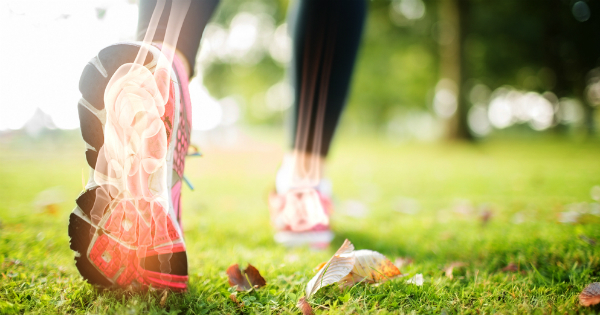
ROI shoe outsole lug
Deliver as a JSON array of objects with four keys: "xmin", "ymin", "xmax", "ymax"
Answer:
[
  {"xmin": 142, "ymin": 252, "xmax": 188, "ymax": 276},
  {"xmin": 79, "ymin": 63, "xmax": 109, "ymax": 111},
  {"xmin": 85, "ymin": 150, "xmax": 98, "ymax": 169},
  {"xmin": 76, "ymin": 188, "xmax": 97, "ymax": 219},
  {"xmin": 78, "ymin": 103, "xmax": 104, "ymax": 153},
  {"xmin": 69, "ymin": 213, "xmax": 113, "ymax": 287},
  {"xmin": 97, "ymin": 44, "xmax": 152, "ymax": 76}
]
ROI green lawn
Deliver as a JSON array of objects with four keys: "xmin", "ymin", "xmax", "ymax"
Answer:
[{"xmin": 1, "ymin": 129, "xmax": 599, "ymax": 314}]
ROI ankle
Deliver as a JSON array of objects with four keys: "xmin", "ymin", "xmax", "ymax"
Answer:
[
  {"xmin": 154, "ymin": 42, "xmax": 191, "ymax": 78},
  {"xmin": 276, "ymin": 152, "xmax": 328, "ymax": 194}
]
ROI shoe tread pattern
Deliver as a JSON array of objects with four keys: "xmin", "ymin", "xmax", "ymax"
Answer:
[{"xmin": 71, "ymin": 43, "xmax": 187, "ymax": 290}]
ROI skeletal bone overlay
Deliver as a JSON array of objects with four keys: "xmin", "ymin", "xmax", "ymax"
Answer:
[{"xmin": 89, "ymin": 0, "xmax": 190, "ymax": 280}]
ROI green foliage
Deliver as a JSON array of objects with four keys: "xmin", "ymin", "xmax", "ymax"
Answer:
[
  {"xmin": 347, "ymin": 0, "xmax": 438, "ymax": 126},
  {"xmin": 201, "ymin": 0, "xmax": 600, "ymax": 134},
  {"xmin": 1, "ymin": 131, "xmax": 600, "ymax": 313},
  {"xmin": 201, "ymin": 0, "xmax": 440, "ymax": 127}
]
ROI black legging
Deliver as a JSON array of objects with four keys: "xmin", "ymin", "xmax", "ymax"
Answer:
[{"xmin": 137, "ymin": 0, "xmax": 366, "ymax": 157}]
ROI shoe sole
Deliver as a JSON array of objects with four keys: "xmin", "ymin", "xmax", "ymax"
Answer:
[
  {"xmin": 69, "ymin": 43, "xmax": 188, "ymax": 291},
  {"xmin": 274, "ymin": 230, "xmax": 334, "ymax": 249}
]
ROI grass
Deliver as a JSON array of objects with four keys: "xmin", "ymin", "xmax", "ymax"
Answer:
[{"xmin": 0, "ymin": 128, "xmax": 599, "ymax": 314}]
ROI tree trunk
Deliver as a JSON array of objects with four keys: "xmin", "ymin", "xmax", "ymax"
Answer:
[{"xmin": 438, "ymin": 0, "xmax": 472, "ymax": 140}]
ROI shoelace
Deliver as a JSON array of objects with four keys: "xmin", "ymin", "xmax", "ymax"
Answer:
[{"xmin": 181, "ymin": 144, "xmax": 202, "ymax": 190}]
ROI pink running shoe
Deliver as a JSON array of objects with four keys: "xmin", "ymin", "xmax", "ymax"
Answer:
[
  {"xmin": 69, "ymin": 42, "xmax": 192, "ymax": 291},
  {"xmin": 268, "ymin": 187, "xmax": 334, "ymax": 248}
]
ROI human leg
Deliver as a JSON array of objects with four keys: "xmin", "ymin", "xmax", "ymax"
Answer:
[
  {"xmin": 69, "ymin": 0, "xmax": 218, "ymax": 290},
  {"xmin": 270, "ymin": 0, "xmax": 367, "ymax": 247},
  {"xmin": 137, "ymin": 0, "xmax": 220, "ymax": 78}
]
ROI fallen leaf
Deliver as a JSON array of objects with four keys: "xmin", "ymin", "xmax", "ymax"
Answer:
[
  {"xmin": 580, "ymin": 282, "xmax": 600, "ymax": 306},
  {"xmin": 305, "ymin": 239, "xmax": 356, "ymax": 297},
  {"xmin": 480, "ymin": 209, "xmax": 493, "ymax": 225},
  {"xmin": 229, "ymin": 293, "xmax": 242, "ymax": 307},
  {"xmin": 244, "ymin": 264, "xmax": 266, "ymax": 289},
  {"xmin": 227, "ymin": 264, "xmax": 251, "ymax": 291},
  {"xmin": 339, "ymin": 250, "xmax": 401, "ymax": 287},
  {"xmin": 315, "ymin": 261, "xmax": 328, "ymax": 271},
  {"xmin": 226, "ymin": 263, "xmax": 267, "ymax": 291},
  {"xmin": 501, "ymin": 262, "xmax": 518, "ymax": 272},
  {"xmin": 305, "ymin": 239, "xmax": 401, "ymax": 297},
  {"xmin": 406, "ymin": 274, "xmax": 424, "ymax": 286},
  {"xmin": 444, "ymin": 262, "xmax": 466, "ymax": 279},
  {"xmin": 159, "ymin": 290, "xmax": 168, "ymax": 308},
  {"xmin": 297, "ymin": 297, "xmax": 314, "ymax": 315}
]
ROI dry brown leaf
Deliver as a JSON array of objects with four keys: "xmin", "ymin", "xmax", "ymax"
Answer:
[
  {"xmin": 159, "ymin": 290, "xmax": 168, "ymax": 308},
  {"xmin": 580, "ymin": 282, "xmax": 600, "ymax": 306},
  {"xmin": 480, "ymin": 209, "xmax": 493, "ymax": 225},
  {"xmin": 444, "ymin": 262, "xmax": 466, "ymax": 279},
  {"xmin": 229, "ymin": 293, "xmax": 243, "ymax": 307},
  {"xmin": 305, "ymin": 239, "xmax": 402, "ymax": 297},
  {"xmin": 305, "ymin": 239, "xmax": 355, "ymax": 297},
  {"xmin": 244, "ymin": 264, "xmax": 266, "ymax": 289},
  {"xmin": 297, "ymin": 297, "xmax": 314, "ymax": 315},
  {"xmin": 339, "ymin": 250, "xmax": 402, "ymax": 287},
  {"xmin": 226, "ymin": 263, "xmax": 267, "ymax": 291},
  {"xmin": 501, "ymin": 262, "xmax": 518, "ymax": 273},
  {"xmin": 226, "ymin": 264, "xmax": 251, "ymax": 291}
]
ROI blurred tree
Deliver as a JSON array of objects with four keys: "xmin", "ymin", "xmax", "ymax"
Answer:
[
  {"xmin": 437, "ymin": 0, "xmax": 471, "ymax": 140},
  {"xmin": 201, "ymin": 0, "xmax": 600, "ymax": 139},
  {"xmin": 461, "ymin": 0, "xmax": 600, "ymax": 135}
]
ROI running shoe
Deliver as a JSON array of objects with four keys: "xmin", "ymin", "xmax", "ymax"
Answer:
[
  {"xmin": 268, "ymin": 186, "xmax": 334, "ymax": 249},
  {"xmin": 68, "ymin": 42, "xmax": 192, "ymax": 291}
]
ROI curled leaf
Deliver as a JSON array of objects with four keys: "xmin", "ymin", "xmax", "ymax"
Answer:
[
  {"xmin": 339, "ymin": 250, "xmax": 401, "ymax": 287},
  {"xmin": 244, "ymin": 264, "xmax": 266, "ymax": 288},
  {"xmin": 226, "ymin": 263, "xmax": 267, "ymax": 291},
  {"xmin": 305, "ymin": 239, "xmax": 402, "ymax": 297},
  {"xmin": 305, "ymin": 239, "xmax": 355, "ymax": 297},
  {"xmin": 297, "ymin": 297, "xmax": 315, "ymax": 315},
  {"xmin": 229, "ymin": 293, "xmax": 243, "ymax": 308},
  {"xmin": 227, "ymin": 263, "xmax": 251, "ymax": 291},
  {"xmin": 580, "ymin": 282, "xmax": 600, "ymax": 307},
  {"xmin": 315, "ymin": 261, "xmax": 328, "ymax": 271}
]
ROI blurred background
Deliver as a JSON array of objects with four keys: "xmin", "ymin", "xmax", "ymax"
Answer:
[{"xmin": 2, "ymin": 0, "xmax": 600, "ymax": 143}]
